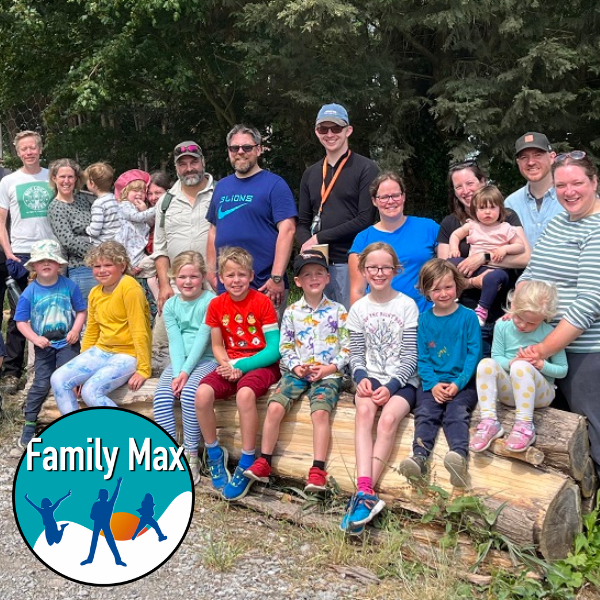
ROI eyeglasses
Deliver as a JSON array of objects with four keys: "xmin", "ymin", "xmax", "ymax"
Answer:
[
  {"xmin": 375, "ymin": 193, "xmax": 403, "ymax": 203},
  {"xmin": 364, "ymin": 266, "xmax": 395, "ymax": 275},
  {"xmin": 227, "ymin": 144, "xmax": 259, "ymax": 154},
  {"xmin": 555, "ymin": 151, "xmax": 587, "ymax": 163},
  {"xmin": 316, "ymin": 125, "xmax": 347, "ymax": 135},
  {"xmin": 174, "ymin": 144, "xmax": 202, "ymax": 156}
]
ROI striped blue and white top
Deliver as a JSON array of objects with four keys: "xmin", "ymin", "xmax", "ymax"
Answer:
[{"xmin": 519, "ymin": 211, "xmax": 600, "ymax": 353}]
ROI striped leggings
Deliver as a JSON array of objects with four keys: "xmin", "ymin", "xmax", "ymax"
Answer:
[
  {"xmin": 153, "ymin": 361, "xmax": 217, "ymax": 452},
  {"xmin": 476, "ymin": 358, "xmax": 555, "ymax": 422}
]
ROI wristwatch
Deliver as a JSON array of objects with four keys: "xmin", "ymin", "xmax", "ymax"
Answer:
[
  {"xmin": 484, "ymin": 253, "xmax": 491, "ymax": 264},
  {"xmin": 271, "ymin": 274, "xmax": 283, "ymax": 284}
]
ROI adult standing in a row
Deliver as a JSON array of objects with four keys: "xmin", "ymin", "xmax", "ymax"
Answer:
[
  {"xmin": 505, "ymin": 132, "xmax": 563, "ymax": 248},
  {"xmin": 154, "ymin": 141, "xmax": 215, "ymax": 313},
  {"xmin": 518, "ymin": 152, "xmax": 600, "ymax": 476},
  {"xmin": 0, "ymin": 131, "xmax": 55, "ymax": 390},
  {"xmin": 47, "ymin": 158, "xmax": 95, "ymax": 301},
  {"xmin": 297, "ymin": 104, "xmax": 378, "ymax": 309},
  {"xmin": 206, "ymin": 124, "xmax": 297, "ymax": 311}
]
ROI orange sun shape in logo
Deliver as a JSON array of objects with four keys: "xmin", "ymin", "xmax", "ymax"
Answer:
[{"xmin": 100, "ymin": 512, "xmax": 145, "ymax": 540}]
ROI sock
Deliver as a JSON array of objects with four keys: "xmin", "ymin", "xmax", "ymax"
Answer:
[
  {"xmin": 312, "ymin": 460, "xmax": 325, "ymax": 470},
  {"xmin": 357, "ymin": 477, "xmax": 374, "ymax": 495},
  {"xmin": 261, "ymin": 453, "xmax": 273, "ymax": 466},
  {"xmin": 206, "ymin": 441, "xmax": 222, "ymax": 461},
  {"xmin": 475, "ymin": 305, "xmax": 488, "ymax": 322},
  {"xmin": 239, "ymin": 450, "xmax": 255, "ymax": 470}
]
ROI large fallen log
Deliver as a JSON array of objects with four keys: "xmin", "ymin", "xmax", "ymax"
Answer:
[
  {"xmin": 472, "ymin": 406, "xmax": 589, "ymax": 481},
  {"xmin": 38, "ymin": 380, "xmax": 583, "ymax": 560}
]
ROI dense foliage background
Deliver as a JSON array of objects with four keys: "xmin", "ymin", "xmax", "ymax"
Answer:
[{"xmin": 1, "ymin": 0, "xmax": 599, "ymax": 217}]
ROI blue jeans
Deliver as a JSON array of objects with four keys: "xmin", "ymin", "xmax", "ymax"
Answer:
[
  {"xmin": 324, "ymin": 263, "xmax": 350, "ymax": 309},
  {"xmin": 68, "ymin": 266, "xmax": 96, "ymax": 302},
  {"xmin": 25, "ymin": 343, "xmax": 80, "ymax": 422},
  {"xmin": 51, "ymin": 346, "xmax": 138, "ymax": 414}
]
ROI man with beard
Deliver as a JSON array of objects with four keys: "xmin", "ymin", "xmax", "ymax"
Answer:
[
  {"xmin": 153, "ymin": 140, "xmax": 215, "ymax": 312},
  {"xmin": 206, "ymin": 124, "xmax": 297, "ymax": 311}
]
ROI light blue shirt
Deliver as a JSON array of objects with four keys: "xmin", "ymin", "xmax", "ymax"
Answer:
[{"xmin": 505, "ymin": 184, "xmax": 563, "ymax": 248}]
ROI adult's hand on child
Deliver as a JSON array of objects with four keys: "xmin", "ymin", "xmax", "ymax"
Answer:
[
  {"xmin": 356, "ymin": 378, "xmax": 373, "ymax": 398},
  {"xmin": 34, "ymin": 335, "xmax": 51, "ymax": 349},
  {"xmin": 456, "ymin": 253, "xmax": 486, "ymax": 278},
  {"xmin": 171, "ymin": 372, "xmax": 189, "ymax": 397},
  {"xmin": 371, "ymin": 386, "xmax": 391, "ymax": 406},
  {"xmin": 128, "ymin": 373, "xmax": 147, "ymax": 391}
]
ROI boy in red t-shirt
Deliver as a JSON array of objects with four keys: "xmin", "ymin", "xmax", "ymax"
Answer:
[{"xmin": 195, "ymin": 247, "xmax": 281, "ymax": 500}]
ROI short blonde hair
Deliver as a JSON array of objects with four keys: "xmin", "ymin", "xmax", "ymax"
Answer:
[
  {"xmin": 14, "ymin": 130, "xmax": 42, "ymax": 150},
  {"xmin": 507, "ymin": 280, "xmax": 558, "ymax": 321},
  {"xmin": 85, "ymin": 241, "xmax": 132, "ymax": 274},
  {"xmin": 170, "ymin": 251, "xmax": 206, "ymax": 278},
  {"xmin": 417, "ymin": 258, "xmax": 467, "ymax": 299},
  {"xmin": 357, "ymin": 242, "xmax": 402, "ymax": 274},
  {"xmin": 84, "ymin": 162, "xmax": 114, "ymax": 193},
  {"xmin": 218, "ymin": 246, "xmax": 253, "ymax": 275},
  {"xmin": 119, "ymin": 180, "xmax": 146, "ymax": 202}
]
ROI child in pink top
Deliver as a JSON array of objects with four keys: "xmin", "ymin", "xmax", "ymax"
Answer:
[{"xmin": 449, "ymin": 185, "xmax": 525, "ymax": 325}]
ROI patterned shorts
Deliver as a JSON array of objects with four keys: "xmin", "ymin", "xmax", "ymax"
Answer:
[{"xmin": 268, "ymin": 372, "xmax": 341, "ymax": 414}]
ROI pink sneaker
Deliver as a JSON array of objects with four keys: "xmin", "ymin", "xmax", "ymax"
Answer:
[
  {"xmin": 469, "ymin": 419, "xmax": 504, "ymax": 453},
  {"xmin": 505, "ymin": 421, "xmax": 536, "ymax": 453}
]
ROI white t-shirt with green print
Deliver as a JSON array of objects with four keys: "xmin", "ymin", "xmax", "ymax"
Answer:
[{"xmin": 0, "ymin": 168, "xmax": 56, "ymax": 253}]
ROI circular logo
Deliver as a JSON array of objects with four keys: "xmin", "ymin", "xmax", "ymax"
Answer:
[{"xmin": 12, "ymin": 407, "xmax": 194, "ymax": 586}]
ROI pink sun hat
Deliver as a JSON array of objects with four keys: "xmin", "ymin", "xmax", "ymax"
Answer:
[{"xmin": 114, "ymin": 169, "xmax": 151, "ymax": 200}]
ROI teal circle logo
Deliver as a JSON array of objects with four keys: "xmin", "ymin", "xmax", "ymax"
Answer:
[{"xmin": 12, "ymin": 407, "xmax": 194, "ymax": 586}]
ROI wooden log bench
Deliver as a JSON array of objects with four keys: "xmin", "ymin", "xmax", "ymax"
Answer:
[{"xmin": 38, "ymin": 378, "xmax": 590, "ymax": 560}]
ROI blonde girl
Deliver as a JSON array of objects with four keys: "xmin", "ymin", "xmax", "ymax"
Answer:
[
  {"xmin": 470, "ymin": 281, "xmax": 568, "ymax": 453},
  {"xmin": 340, "ymin": 242, "xmax": 419, "ymax": 534},
  {"xmin": 153, "ymin": 251, "xmax": 218, "ymax": 484},
  {"xmin": 51, "ymin": 241, "xmax": 152, "ymax": 413}
]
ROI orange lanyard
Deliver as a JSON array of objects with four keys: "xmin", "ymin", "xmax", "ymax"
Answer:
[{"xmin": 318, "ymin": 150, "xmax": 351, "ymax": 215}]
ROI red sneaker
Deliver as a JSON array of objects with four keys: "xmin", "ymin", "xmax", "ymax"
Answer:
[
  {"xmin": 243, "ymin": 457, "xmax": 271, "ymax": 483},
  {"xmin": 304, "ymin": 466, "xmax": 328, "ymax": 492}
]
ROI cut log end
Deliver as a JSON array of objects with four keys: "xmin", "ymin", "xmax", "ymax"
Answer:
[{"xmin": 489, "ymin": 439, "xmax": 545, "ymax": 466}]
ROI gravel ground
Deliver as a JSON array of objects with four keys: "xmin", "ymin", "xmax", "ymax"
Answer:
[{"xmin": 0, "ymin": 394, "xmax": 371, "ymax": 600}]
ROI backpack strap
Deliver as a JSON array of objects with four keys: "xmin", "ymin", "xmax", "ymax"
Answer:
[{"xmin": 159, "ymin": 191, "xmax": 175, "ymax": 228}]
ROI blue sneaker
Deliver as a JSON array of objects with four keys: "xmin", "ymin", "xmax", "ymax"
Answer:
[
  {"xmin": 207, "ymin": 447, "xmax": 231, "ymax": 490},
  {"xmin": 221, "ymin": 465, "xmax": 254, "ymax": 501},
  {"xmin": 340, "ymin": 494, "xmax": 367, "ymax": 535},
  {"xmin": 348, "ymin": 491, "xmax": 386, "ymax": 527}
]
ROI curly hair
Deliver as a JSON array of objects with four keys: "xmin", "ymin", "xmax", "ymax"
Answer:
[
  {"xmin": 85, "ymin": 241, "xmax": 132, "ymax": 274},
  {"xmin": 507, "ymin": 280, "xmax": 558, "ymax": 321}
]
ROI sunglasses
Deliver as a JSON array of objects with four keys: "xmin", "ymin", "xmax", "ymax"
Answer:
[
  {"xmin": 316, "ymin": 125, "xmax": 347, "ymax": 135},
  {"xmin": 227, "ymin": 144, "xmax": 259, "ymax": 154},
  {"xmin": 448, "ymin": 159, "xmax": 478, "ymax": 171},
  {"xmin": 555, "ymin": 150, "xmax": 587, "ymax": 163},
  {"xmin": 174, "ymin": 144, "xmax": 201, "ymax": 156}
]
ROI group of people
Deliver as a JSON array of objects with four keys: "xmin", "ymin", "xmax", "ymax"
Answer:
[{"xmin": 1, "ymin": 105, "xmax": 600, "ymax": 537}]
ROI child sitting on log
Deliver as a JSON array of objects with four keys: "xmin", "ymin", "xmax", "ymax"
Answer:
[
  {"xmin": 243, "ymin": 250, "xmax": 350, "ymax": 492},
  {"xmin": 340, "ymin": 242, "xmax": 419, "ymax": 535},
  {"xmin": 195, "ymin": 247, "xmax": 281, "ymax": 501},
  {"xmin": 399, "ymin": 259, "xmax": 481, "ymax": 487},
  {"xmin": 470, "ymin": 280, "xmax": 568, "ymax": 453}
]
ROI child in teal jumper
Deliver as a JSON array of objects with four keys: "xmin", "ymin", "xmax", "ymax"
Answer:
[{"xmin": 195, "ymin": 247, "xmax": 280, "ymax": 501}]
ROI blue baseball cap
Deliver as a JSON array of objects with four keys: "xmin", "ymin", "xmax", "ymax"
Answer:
[{"xmin": 315, "ymin": 103, "xmax": 349, "ymax": 127}]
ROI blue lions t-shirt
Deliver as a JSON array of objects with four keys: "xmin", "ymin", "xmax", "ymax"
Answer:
[
  {"xmin": 207, "ymin": 170, "xmax": 298, "ymax": 291},
  {"xmin": 15, "ymin": 275, "xmax": 87, "ymax": 349}
]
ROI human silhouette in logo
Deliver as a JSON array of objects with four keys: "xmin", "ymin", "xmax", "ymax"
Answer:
[
  {"xmin": 24, "ymin": 490, "xmax": 71, "ymax": 546},
  {"xmin": 81, "ymin": 477, "xmax": 126, "ymax": 567},
  {"xmin": 131, "ymin": 493, "xmax": 167, "ymax": 542}
]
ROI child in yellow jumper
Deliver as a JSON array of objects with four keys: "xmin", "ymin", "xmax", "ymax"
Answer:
[{"xmin": 51, "ymin": 241, "xmax": 151, "ymax": 413}]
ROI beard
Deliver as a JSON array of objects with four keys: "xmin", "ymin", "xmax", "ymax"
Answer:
[{"xmin": 178, "ymin": 171, "xmax": 203, "ymax": 186}]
